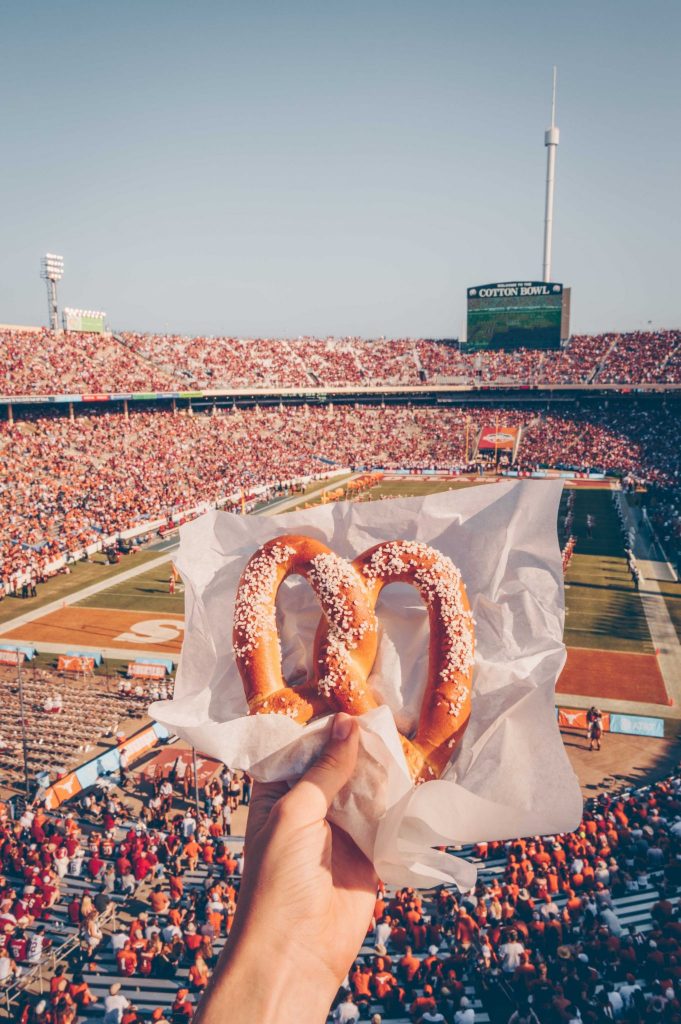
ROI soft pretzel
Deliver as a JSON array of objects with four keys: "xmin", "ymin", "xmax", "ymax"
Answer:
[
  {"xmin": 345, "ymin": 541, "xmax": 475, "ymax": 782},
  {"xmin": 232, "ymin": 536, "xmax": 475, "ymax": 784},
  {"xmin": 232, "ymin": 535, "xmax": 378, "ymax": 722}
]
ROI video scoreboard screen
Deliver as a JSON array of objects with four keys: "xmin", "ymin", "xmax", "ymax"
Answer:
[
  {"xmin": 63, "ymin": 308, "xmax": 106, "ymax": 334},
  {"xmin": 466, "ymin": 281, "xmax": 563, "ymax": 350}
]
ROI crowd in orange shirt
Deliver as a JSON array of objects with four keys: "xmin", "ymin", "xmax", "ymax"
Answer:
[{"xmin": 6, "ymin": 758, "xmax": 681, "ymax": 1024}]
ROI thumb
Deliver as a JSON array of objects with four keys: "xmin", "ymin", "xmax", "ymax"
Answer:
[{"xmin": 283, "ymin": 713, "xmax": 359, "ymax": 826}]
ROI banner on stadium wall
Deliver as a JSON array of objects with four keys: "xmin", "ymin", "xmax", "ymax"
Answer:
[
  {"xmin": 119, "ymin": 725, "xmax": 161, "ymax": 763},
  {"xmin": 478, "ymin": 425, "xmax": 519, "ymax": 451},
  {"xmin": 127, "ymin": 662, "xmax": 166, "ymax": 679},
  {"xmin": 609, "ymin": 713, "xmax": 664, "ymax": 738},
  {"xmin": 43, "ymin": 721, "xmax": 172, "ymax": 809},
  {"xmin": 557, "ymin": 708, "xmax": 611, "ymax": 731},
  {"xmin": 137, "ymin": 657, "xmax": 174, "ymax": 673},
  {"xmin": 57, "ymin": 655, "xmax": 96, "ymax": 673},
  {"xmin": 0, "ymin": 644, "xmax": 34, "ymax": 661},
  {"xmin": 43, "ymin": 772, "xmax": 83, "ymax": 809},
  {"xmin": 0, "ymin": 649, "xmax": 25, "ymax": 666},
  {"xmin": 557, "ymin": 707, "xmax": 663, "ymax": 738},
  {"xmin": 66, "ymin": 650, "xmax": 103, "ymax": 666}
]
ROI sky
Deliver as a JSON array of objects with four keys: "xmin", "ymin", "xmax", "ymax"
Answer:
[{"xmin": 1, "ymin": 0, "xmax": 679, "ymax": 339}]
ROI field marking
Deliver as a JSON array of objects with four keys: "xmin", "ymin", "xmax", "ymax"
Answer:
[
  {"xmin": 113, "ymin": 619, "xmax": 185, "ymax": 644},
  {"xmin": 1, "ymin": 607, "xmax": 184, "ymax": 655},
  {"xmin": 558, "ymin": 646, "xmax": 669, "ymax": 706}
]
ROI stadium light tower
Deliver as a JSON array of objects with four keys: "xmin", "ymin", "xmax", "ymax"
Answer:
[
  {"xmin": 40, "ymin": 253, "xmax": 64, "ymax": 330},
  {"xmin": 542, "ymin": 67, "xmax": 559, "ymax": 283}
]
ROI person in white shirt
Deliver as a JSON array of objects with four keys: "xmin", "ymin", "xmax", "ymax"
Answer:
[
  {"xmin": 454, "ymin": 996, "xmax": 476, "ymax": 1024},
  {"xmin": 600, "ymin": 907, "xmax": 623, "ymax": 937},
  {"xmin": 332, "ymin": 992, "xmax": 360, "ymax": 1022},
  {"xmin": 606, "ymin": 986, "xmax": 624, "ymax": 1019},
  {"xmin": 374, "ymin": 916, "xmax": 392, "ymax": 950},
  {"xmin": 619, "ymin": 976, "xmax": 641, "ymax": 1010},
  {"xmin": 103, "ymin": 983, "xmax": 129, "ymax": 1024},
  {"xmin": 498, "ymin": 932, "xmax": 525, "ymax": 973}
]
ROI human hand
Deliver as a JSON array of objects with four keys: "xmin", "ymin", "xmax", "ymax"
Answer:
[{"xmin": 195, "ymin": 713, "xmax": 378, "ymax": 1024}]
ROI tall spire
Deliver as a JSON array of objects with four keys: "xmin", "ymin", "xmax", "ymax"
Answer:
[{"xmin": 542, "ymin": 66, "xmax": 560, "ymax": 282}]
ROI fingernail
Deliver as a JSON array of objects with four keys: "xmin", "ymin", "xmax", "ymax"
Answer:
[{"xmin": 332, "ymin": 713, "xmax": 354, "ymax": 740}]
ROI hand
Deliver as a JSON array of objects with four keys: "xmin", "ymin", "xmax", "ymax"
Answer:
[{"xmin": 195, "ymin": 713, "xmax": 378, "ymax": 1024}]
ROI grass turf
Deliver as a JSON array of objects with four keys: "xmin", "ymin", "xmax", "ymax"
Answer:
[
  {"xmin": 77, "ymin": 561, "xmax": 183, "ymax": 615},
  {"xmin": 0, "ymin": 551, "xmax": 161, "ymax": 626},
  {"xmin": 563, "ymin": 490, "xmax": 653, "ymax": 654}
]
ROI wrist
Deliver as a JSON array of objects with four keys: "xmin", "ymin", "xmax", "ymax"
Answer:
[{"xmin": 197, "ymin": 939, "xmax": 337, "ymax": 1024}]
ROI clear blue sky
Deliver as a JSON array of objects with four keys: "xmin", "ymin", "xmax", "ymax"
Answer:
[{"xmin": 1, "ymin": 0, "xmax": 679, "ymax": 338}]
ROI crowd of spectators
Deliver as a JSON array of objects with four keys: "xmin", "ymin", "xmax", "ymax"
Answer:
[
  {"xmin": 2, "ymin": 397, "xmax": 680, "ymax": 594},
  {"xmin": 5, "ymin": 742, "xmax": 681, "ymax": 1024},
  {"xmin": 0, "ymin": 331, "xmax": 174, "ymax": 397},
  {"xmin": 1, "ymin": 328, "xmax": 680, "ymax": 396}
]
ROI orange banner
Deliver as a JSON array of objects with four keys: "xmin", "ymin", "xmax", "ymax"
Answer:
[
  {"xmin": 43, "ymin": 772, "xmax": 82, "ymax": 809},
  {"xmin": 58, "ymin": 655, "xmax": 95, "ymax": 672},
  {"xmin": 558, "ymin": 708, "xmax": 611, "ymax": 731},
  {"xmin": 119, "ymin": 725, "xmax": 159, "ymax": 764},
  {"xmin": 478, "ymin": 425, "xmax": 519, "ymax": 451}
]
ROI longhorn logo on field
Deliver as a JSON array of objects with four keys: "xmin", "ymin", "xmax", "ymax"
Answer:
[{"xmin": 113, "ymin": 619, "xmax": 185, "ymax": 644}]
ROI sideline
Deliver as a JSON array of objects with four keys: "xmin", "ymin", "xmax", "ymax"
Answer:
[
  {"xmin": 615, "ymin": 491, "xmax": 681, "ymax": 708},
  {"xmin": 0, "ymin": 550, "xmax": 179, "ymax": 637}
]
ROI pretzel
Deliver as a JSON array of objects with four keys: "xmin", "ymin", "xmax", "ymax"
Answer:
[
  {"xmin": 316, "ymin": 541, "xmax": 475, "ymax": 782},
  {"xmin": 232, "ymin": 535, "xmax": 475, "ymax": 784},
  {"xmin": 232, "ymin": 535, "xmax": 378, "ymax": 722}
]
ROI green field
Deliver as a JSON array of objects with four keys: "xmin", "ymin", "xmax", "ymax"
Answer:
[
  {"xmin": 78, "ymin": 561, "xmax": 183, "ymax": 615},
  {"xmin": 0, "ymin": 550, "xmax": 162, "ymax": 626},
  {"xmin": 563, "ymin": 491, "xmax": 653, "ymax": 654},
  {"xmin": 363, "ymin": 477, "xmax": 482, "ymax": 500}
]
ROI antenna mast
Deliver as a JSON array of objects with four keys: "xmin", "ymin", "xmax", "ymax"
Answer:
[{"xmin": 542, "ymin": 66, "xmax": 559, "ymax": 282}]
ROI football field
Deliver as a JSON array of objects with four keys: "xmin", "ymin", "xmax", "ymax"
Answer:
[{"xmin": 2, "ymin": 475, "xmax": 678, "ymax": 713}]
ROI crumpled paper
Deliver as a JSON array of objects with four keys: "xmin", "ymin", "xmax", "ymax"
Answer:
[{"xmin": 151, "ymin": 478, "xmax": 582, "ymax": 889}]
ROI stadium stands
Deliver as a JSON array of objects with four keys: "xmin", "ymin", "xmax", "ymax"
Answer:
[
  {"xmin": 5, "ymin": 758, "xmax": 681, "ymax": 1023},
  {"xmin": 0, "ymin": 669, "xmax": 167, "ymax": 786},
  {"xmin": 1, "ymin": 329, "xmax": 681, "ymax": 395},
  {"xmin": 2, "ymin": 397, "xmax": 680, "ymax": 596}
]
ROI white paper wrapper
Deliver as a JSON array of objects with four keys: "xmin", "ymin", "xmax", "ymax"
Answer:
[{"xmin": 151, "ymin": 479, "xmax": 582, "ymax": 889}]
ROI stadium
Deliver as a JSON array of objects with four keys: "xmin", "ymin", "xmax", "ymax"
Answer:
[
  {"xmin": 1, "ymin": 319, "xmax": 680, "ymax": 1024},
  {"xmin": 2, "ymin": 5, "xmax": 681, "ymax": 1024}
]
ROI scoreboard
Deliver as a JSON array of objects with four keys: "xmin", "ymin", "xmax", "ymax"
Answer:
[
  {"xmin": 63, "ymin": 308, "xmax": 107, "ymax": 334},
  {"xmin": 466, "ymin": 281, "xmax": 565, "ymax": 351}
]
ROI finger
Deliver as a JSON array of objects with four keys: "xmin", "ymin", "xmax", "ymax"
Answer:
[
  {"xmin": 282, "ymin": 714, "xmax": 359, "ymax": 826},
  {"xmin": 244, "ymin": 780, "xmax": 289, "ymax": 843}
]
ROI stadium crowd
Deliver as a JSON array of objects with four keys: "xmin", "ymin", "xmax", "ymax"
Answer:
[
  {"xmin": 1, "ymin": 328, "xmax": 680, "ymax": 396},
  {"xmin": 4, "ymin": 746, "xmax": 681, "ymax": 1024},
  {"xmin": 2, "ymin": 397, "xmax": 680, "ymax": 594}
]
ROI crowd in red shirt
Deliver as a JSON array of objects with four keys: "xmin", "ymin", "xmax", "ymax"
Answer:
[{"xmin": 1, "ymin": 328, "xmax": 680, "ymax": 396}]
